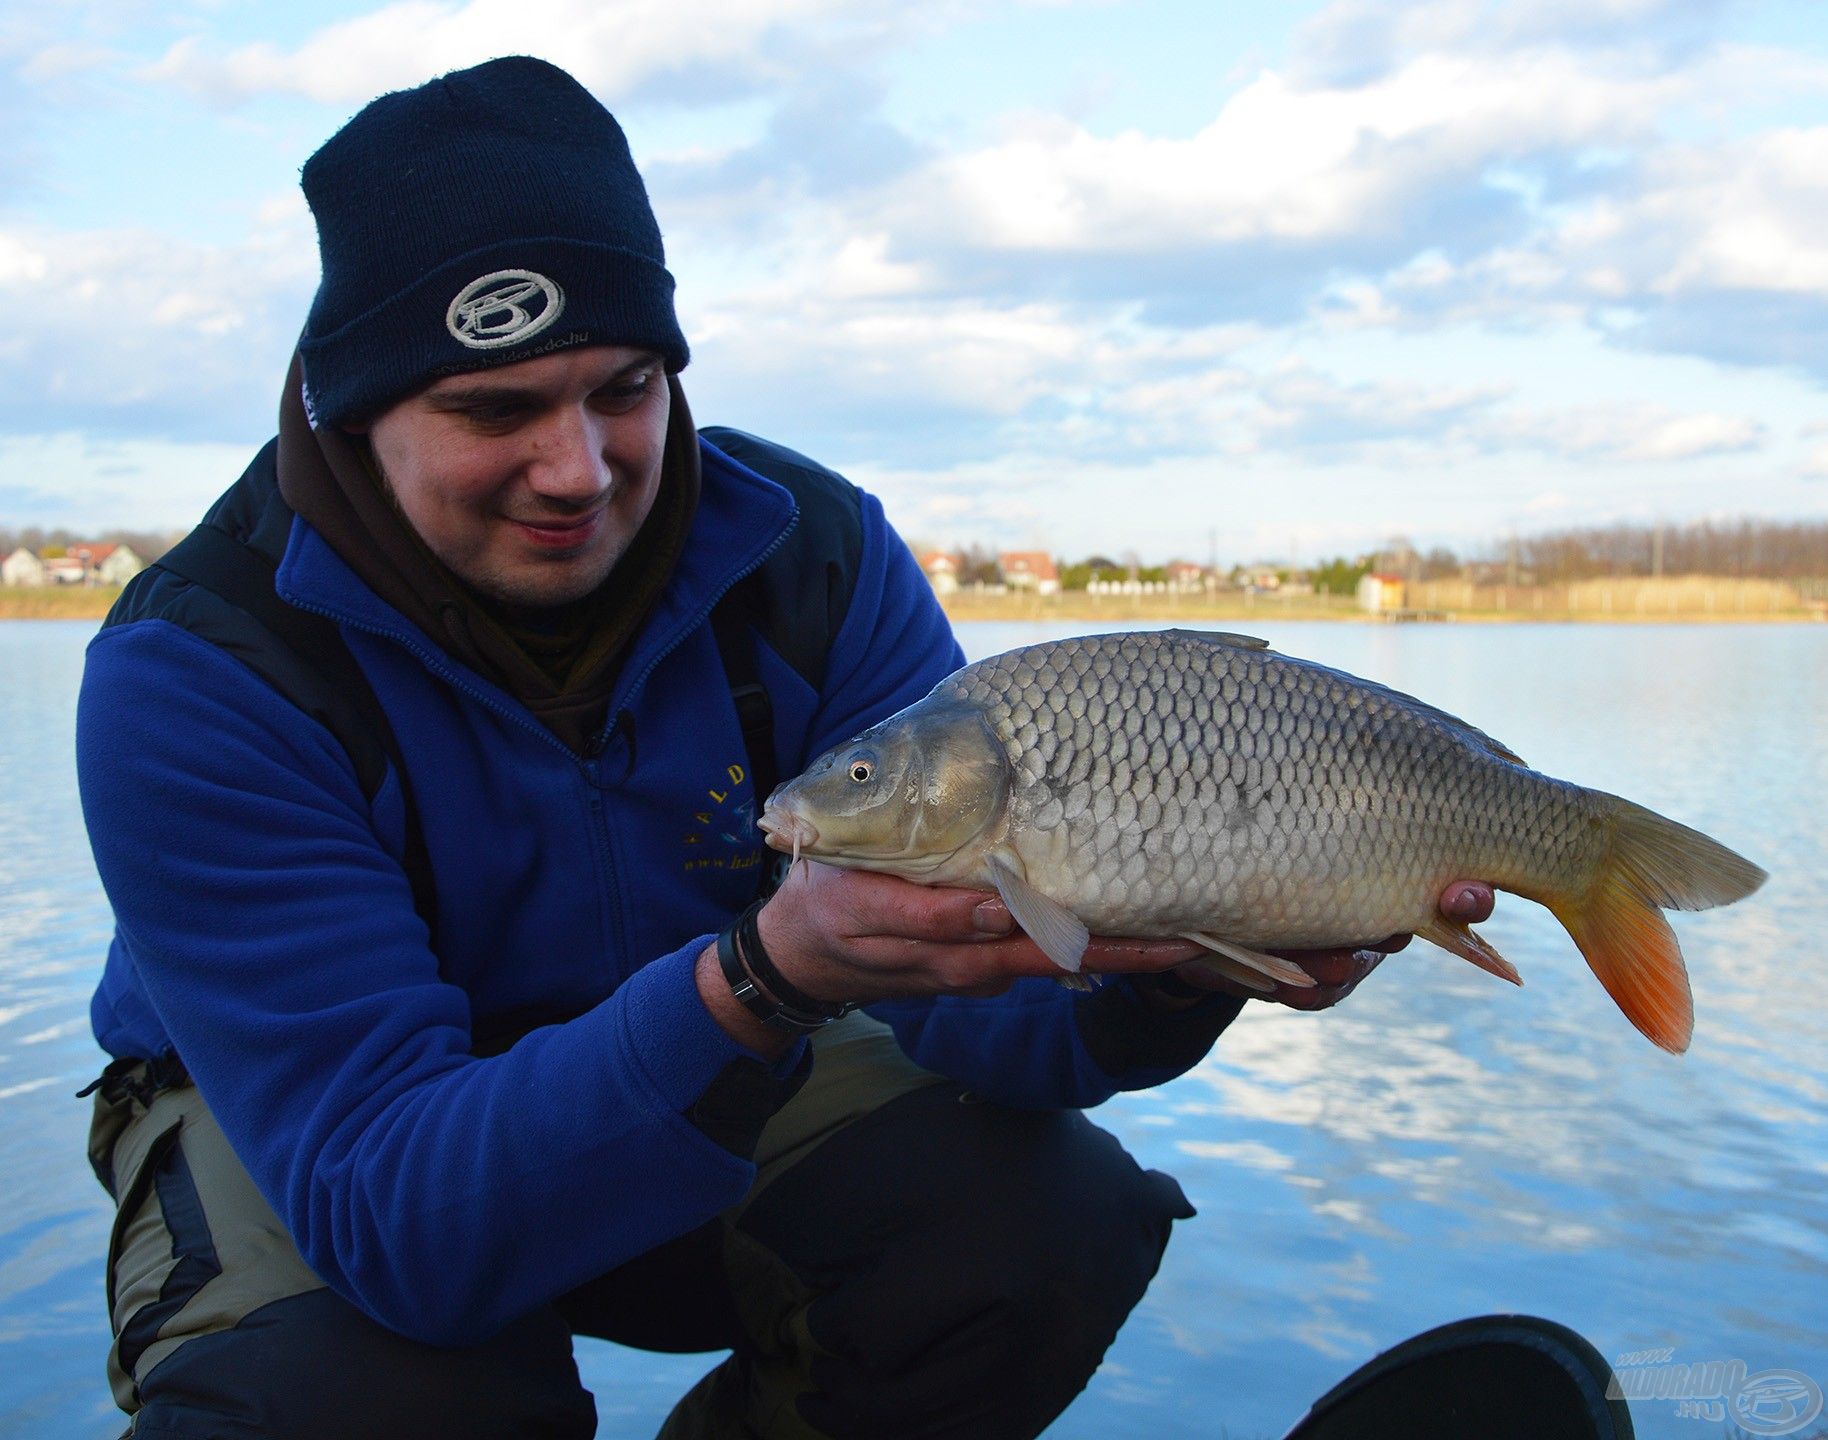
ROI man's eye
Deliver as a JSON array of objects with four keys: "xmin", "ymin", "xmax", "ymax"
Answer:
[
  {"xmin": 464, "ymin": 404, "xmax": 525, "ymax": 428},
  {"xmin": 594, "ymin": 372, "xmax": 657, "ymax": 412}
]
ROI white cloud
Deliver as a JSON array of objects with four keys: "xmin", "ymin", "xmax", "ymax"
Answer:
[
  {"xmin": 17, "ymin": 43, "xmax": 118, "ymax": 81},
  {"xmin": 1253, "ymin": 364, "xmax": 1504, "ymax": 448},
  {"xmin": 1636, "ymin": 128, "xmax": 1828, "ymax": 299},
  {"xmin": 897, "ymin": 51, "xmax": 1674, "ymax": 255},
  {"xmin": 1481, "ymin": 401, "xmax": 1764, "ymax": 461},
  {"xmin": 1292, "ymin": 0, "xmax": 1727, "ymax": 82},
  {"xmin": 0, "ymin": 203, "xmax": 316, "ymax": 441},
  {"xmin": 0, "ymin": 234, "xmax": 49, "ymax": 285},
  {"xmin": 143, "ymin": 0, "xmax": 896, "ymax": 107},
  {"xmin": 1447, "ymin": 125, "xmax": 1828, "ymax": 311}
]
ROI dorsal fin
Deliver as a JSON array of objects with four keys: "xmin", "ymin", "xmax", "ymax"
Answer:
[{"xmin": 1166, "ymin": 628, "xmax": 1270, "ymax": 651}]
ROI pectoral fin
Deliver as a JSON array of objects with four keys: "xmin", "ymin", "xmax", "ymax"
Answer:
[
  {"xmin": 1181, "ymin": 933, "xmax": 1317, "ymax": 989},
  {"xmin": 1415, "ymin": 916, "xmax": 1523, "ymax": 986},
  {"xmin": 989, "ymin": 857, "xmax": 1090, "ymax": 976}
]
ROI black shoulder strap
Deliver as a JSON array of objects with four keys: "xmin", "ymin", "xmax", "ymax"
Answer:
[
  {"xmin": 123, "ymin": 451, "xmax": 440, "ymax": 938},
  {"xmin": 700, "ymin": 425, "xmax": 866, "ymax": 811},
  {"xmin": 710, "ymin": 593, "xmax": 778, "ymax": 813}
]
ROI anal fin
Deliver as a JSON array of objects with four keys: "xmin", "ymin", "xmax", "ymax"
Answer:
[
  {"xmin": 1181, "ymin": 954, "xmax": 1276, "ymax": 994},
  {"xmin": 1416, "ymin": 917, "xmax": 1523, "ymax": 986},
  {"xmin": 1181, "ymin": 933, "xmax": 1317, "ymax": 989}
]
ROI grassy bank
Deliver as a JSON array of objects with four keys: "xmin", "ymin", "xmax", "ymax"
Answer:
[
  {"xmin": 0, "ymin": 586, "xmax": 122, "ymax": 619},
  {"xmin": 941, "ymin": 577, "xmax": 1826, "ymax": 625}
]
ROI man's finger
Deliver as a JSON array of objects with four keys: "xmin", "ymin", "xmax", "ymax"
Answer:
[
  {"xmin": 822, "ymin": 866, "xmax": 1007, "ymax": 943},
  {"xmin": 1273, "ymin": 948, "xmax": 1358, "ymax": 987},
  {"xmin": 1439, "ymin": 880, "xmax": 1496, "ymax": 923},
  {"xmin": 1275, "ymin": 950, "xmax": 1382, "ymax": 1008},
  {"xmin": 970, "ymin": 897, "xmax": 1017, "ymax": 935},
  {"xmin": 1081, "ymin": 936, "xmax": 1207, "ymax": 971}
]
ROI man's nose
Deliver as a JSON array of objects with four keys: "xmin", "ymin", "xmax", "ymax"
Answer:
[{"xmin": 525, "ymin": 406, "xmax": 613, "ymax": 502}]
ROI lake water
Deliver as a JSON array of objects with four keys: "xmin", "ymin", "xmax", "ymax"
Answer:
[{"xmin": 2, "ymin": 617, "xmax": 1824, "ymax": 1438}]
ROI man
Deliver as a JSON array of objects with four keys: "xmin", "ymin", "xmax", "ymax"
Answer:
[{"xmin": 76, "ymin": 56, "xmax": 1493, "ymax": 1440}]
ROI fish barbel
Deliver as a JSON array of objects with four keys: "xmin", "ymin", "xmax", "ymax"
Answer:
[{"xmin": 759, "ymin": 629, "xmax": 1766, "ymax": 1052}]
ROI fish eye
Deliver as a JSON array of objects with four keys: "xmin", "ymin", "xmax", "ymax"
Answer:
[{"xmin": 849, "ymin": 759, "xmax": 874, "ymax": 783}]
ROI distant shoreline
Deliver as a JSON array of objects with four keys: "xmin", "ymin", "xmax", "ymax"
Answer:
[
  {"xmin": 939, "ymin": 584, "xmax": 1824, "ymax": 626},
  {"xmin": 3, "ymin": 584, "xmax": 1820, "ymax": 625}
]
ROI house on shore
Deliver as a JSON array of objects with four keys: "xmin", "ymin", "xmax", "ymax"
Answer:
[
  {"xmin": 998, "ymin": 551, "xmax": 1059, "ymax": 596},
  {"xmin": 1357, "ymin": 572, "xmax": 1407, "ymax": 613},
  {"xmin": 2, "ymin": 547, "xmax": 46, "ymax": 587},
  {"xmin": 67, "ymin": 543, "xmax": 145, "ymax": 586},
  {"xmin": 1165, "ymin": 561, "xmax": 1209, "ymax": 593},
  {"xmin": 917, "ymin": 550, "xmax": 959, "ymax": 595}
]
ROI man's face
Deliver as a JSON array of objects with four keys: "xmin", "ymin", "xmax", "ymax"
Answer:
[{"xmin": 357, "ymin": 344, "xmax": 671, "ymax": 609}]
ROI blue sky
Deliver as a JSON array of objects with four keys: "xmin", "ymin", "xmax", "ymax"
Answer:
[{"xmin": 1, "ymin": 0, "xmax": 1824, "ymax": 565}]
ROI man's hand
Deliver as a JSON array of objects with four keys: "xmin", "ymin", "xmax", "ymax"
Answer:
[
  {"xmin": 1166, "ymin": 879, "xmax": 1498, "ymax": 1011},
  {"xmin": 755, "ymin": 861, "xmax": 1203, "ymax": 1006},
  {"xmin": 696, "ymin": 864, "xmax": 1497, "ymax": 1054}
]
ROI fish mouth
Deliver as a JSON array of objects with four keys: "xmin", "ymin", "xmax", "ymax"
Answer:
[{"xmin": 758, "ymin": 809, "xmax": 819, "ymax": 860}]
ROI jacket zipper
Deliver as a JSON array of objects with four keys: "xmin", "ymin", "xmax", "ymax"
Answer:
[
  {"xmin": 587, "ymin": 509, "xmax": 801, "ymax": 964},
  {"xmin": 599, "ymin": 508, "xmax": 801, "ymax": 742}
]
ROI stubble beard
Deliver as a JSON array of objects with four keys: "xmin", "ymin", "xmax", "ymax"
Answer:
[{"xmin": 469, "ymin": 534, "xmax": 626, "ymax": 610}]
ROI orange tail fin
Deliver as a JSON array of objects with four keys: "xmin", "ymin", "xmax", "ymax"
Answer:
[
  {"xmin": 1546, "ymin": 797, "xmax": 1765, "ymax": 1054},
  {"xmin": 1548, "ymin": 874, "xmax": 1692, "ymax": 1053}
]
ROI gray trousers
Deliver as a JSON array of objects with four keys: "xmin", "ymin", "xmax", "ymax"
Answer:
[{"xmin": 89, "ymin": 1015, "xmax": 1193, "ymax": 1439}]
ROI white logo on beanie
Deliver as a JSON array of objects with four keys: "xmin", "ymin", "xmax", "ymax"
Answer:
[{"xmin": 446, "ymin": 269, "xmax": 566, "ymax": 349}]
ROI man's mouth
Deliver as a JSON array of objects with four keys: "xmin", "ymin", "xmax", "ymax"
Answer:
[{"xmin": 509, "ymin": 508, "xmax": 605, "ymax": 551}]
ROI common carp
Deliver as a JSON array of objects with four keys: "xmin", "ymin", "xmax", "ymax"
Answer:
[{"xmin": 758, "ymin": 629, "xmax": 1765, "ymax": 1052}]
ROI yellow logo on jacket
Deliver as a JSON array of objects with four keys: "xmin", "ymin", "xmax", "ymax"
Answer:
[{"xmin": 682, "ymin": 761, "xmax": 766, "ymax": 874}]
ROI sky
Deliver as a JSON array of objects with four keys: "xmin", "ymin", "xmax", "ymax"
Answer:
[{"xmin": 0, "ymin": 0, "xmax": 1824, "ymax": 566}]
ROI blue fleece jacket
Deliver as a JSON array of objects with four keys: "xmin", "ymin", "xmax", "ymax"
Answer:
[{"xmin": 78, "ymin": 435, "xmax": 1229, "ymax": 1347}]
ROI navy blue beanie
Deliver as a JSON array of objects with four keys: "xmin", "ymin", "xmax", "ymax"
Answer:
[{"xmin": 298, "ymin": 56, "xmax": 688, "ymax": 428}]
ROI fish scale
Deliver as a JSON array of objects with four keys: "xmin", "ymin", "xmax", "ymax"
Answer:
[{"xmin": 763, "ymin": 628, "xmax": 1766, "ymax": 1052}]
